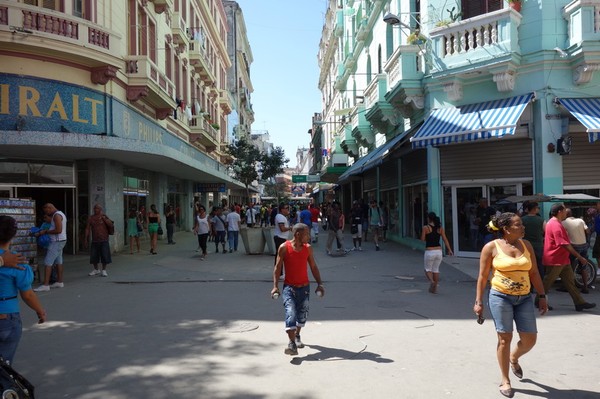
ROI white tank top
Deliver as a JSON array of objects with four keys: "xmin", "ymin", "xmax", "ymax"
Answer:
[{"xmin": 50, "ymin": 211, "xmax": 67, "ymax": 241}]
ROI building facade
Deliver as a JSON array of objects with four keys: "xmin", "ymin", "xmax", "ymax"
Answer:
[
  {"xmin": 0, "ymin": 0, "xmax": 253, "ymax": 252},
  {"xmin": 315, "ymin": 0, "xmax": 600, "ymax": 257}
]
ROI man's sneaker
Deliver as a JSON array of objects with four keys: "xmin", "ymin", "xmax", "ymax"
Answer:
[
  {"xmin": 101, "ymin": 270, "xmax": 108, "ymax": 277},
  {"xmin": 34, "ymin": 285, "xmax": 50, "ymax": 292},
  {"xmin": 284, "ymin": 340, "xmax": 298, "ymax": 355},
  {"xmin": 88, "ymin": 269, "xmax": 101, "ymax": 276},
  {"xmin": 358, "ymin": 247, "xmax": 363, "ymax": 251},
  {"xmin": 575, "ymin": 302, "xmax": 596, "ymax": 312},
  {"xmin": 295, "ymin": 334, "xmax": 305, "ymax": 348},
  {"xmin": 50, "ymin": 282, "xmax": 64, "ymax": 288}
]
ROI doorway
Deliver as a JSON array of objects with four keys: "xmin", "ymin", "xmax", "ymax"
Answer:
[{"xmin": 0, "ymin": 186, "xmax": 14, "ymax": 198}]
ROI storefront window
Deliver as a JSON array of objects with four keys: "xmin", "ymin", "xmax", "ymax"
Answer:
[
  {"xmin": 380, "ymin": 189, "xmax": 398, "ymax": 236},
  {"xmin": 404, "ymin": 184, "xmax": 428, "ymax": 239}
]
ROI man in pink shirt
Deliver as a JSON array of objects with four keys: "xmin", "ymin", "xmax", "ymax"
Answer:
[{"xmin": 541, "ymin": 204, "xmax": 595, "ymax": 311}]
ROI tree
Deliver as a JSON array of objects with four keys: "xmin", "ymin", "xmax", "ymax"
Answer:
[
  {"xmin": 263, "ymin": 180, "xmax": 289, "ymax": 203},
  {"xmin": 225, "ymin": 139, "xmax": 289, "ymax": 201},
  {"xmin": 260, "ymin": 146, "xmax": 288, "ymax": 183},
  {"xmin": 225, "ymin": 138, "xmax": 261, "ymax": 201}
]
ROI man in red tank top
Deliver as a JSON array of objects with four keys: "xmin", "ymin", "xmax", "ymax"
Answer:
[{"xmin": 271, "ymin": 223, "xmax": 325, "ymax": 355}]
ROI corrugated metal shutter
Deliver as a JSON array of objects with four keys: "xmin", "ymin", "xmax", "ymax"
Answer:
[
  {"xmin": 440, "ymin": 139, "xmax": 532, "ymax": 181},
  {"xmin": 380, "ymin": 160, "xmax": 398, "ymax": 190},
  {"xmin": 401, "ymin": 149, "xmax": 427, "ymax": 184},
  {"xmin": 563, "ymin": 133, "xmax": 600, "ymax": 186},
  {"xmin": 363, "ymin": 169, "xmax": 377, "ymax": 191}
]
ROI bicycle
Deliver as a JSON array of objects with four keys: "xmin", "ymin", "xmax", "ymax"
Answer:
[{"xmin": 574, "ymin": 258, "xmax": 597, "ymax": 290}]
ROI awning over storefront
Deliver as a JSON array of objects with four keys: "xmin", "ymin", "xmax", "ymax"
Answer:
[
  {"xmin": 410, "ymin": 93, "xmax": 534, "ymax": 148},
  {"xmin": 557, "ymin": 98, "xmax": 600, "ymax": 143}
]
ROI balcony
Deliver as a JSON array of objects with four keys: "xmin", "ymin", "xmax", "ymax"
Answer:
[
  {"xmin": 189, "ymin": 117, "xmax": 219, "ymax": 151},
  {"xmin": 171, "ymin": 12, "xmax": 189, "ymax": 47},
  {"xmin": 563, "ymin": 0, "xmax": 600, "ymax": 84},
  {"xmin": 350, "ymin": 104, "xmax": 374, "ymax": 148},
  {"xmin": 0, "ymin": 3, "xmax": 121, "ymax": 76},
  {"xmin": 148, "ymin": 0, "xmax": 173, "ymax": 14},
  {"xmin": 429, "ymin": 8, "xmax": 522, "ymax": 91},
  {"xmin": 219, "ymin": 89, "xmax": 233, "ymax": 115},
  {"xmin": 384, "ymin": 45, "xmax": 424, "ymax": 117},
  {"xmin": 124, "ymin": 55, "xmax": 176, "ymax": 117},
  {"xmin": 334, "ymin": 9, "xmax": 343, "ymax": 37},
  {"xmin": 339, "ymin": 125, "xmax": 359, "ymax": 158},
  {"xmin": 364, "ymin": 74, "xmax": 399, "ymax": 133},
  {"xmin": 189, "ymin": 40, "xmax": 215, "ymax": 85}
]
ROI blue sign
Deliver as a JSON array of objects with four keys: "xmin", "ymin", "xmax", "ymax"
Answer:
[{"xmin": 0, "ymin": 73, "xmax": 106, "ymax": 134}]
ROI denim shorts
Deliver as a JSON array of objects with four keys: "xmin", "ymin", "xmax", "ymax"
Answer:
[
  {"xmin": 488, "ymin": 289, "xmax": 537, "ymax": 333},
  {"xmin": 90, "ymin": 241, "xmax": 112, "ymax": 265},
  {"xmin": 282, "ymin": 284, "xmax": 310, "ymax": 331},
  {"xmin": 45, "ymin": 240, "xmax": 66, "ymax": 266}
]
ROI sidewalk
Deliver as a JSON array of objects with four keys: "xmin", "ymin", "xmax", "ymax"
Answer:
[{"xmin": 18, "ymin": 230, "xmax": 600, "ymax": 399}]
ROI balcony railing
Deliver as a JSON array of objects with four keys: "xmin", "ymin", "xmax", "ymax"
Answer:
[
  {"xmin": 364, "ymin": 74, "xmax": 387, "ymax": 110},
  {"xmin": 189, "ymin": 40, "xmax": 215, "ymax": 84},
  {"xmin": 125, "ymin": 55, "xmax": 175, "ymax": 106},
  {"xmin": 0, "ymin": 3, "xmax": 119, "ymax": 66},
  {"xmin": 171, "ymin": 11, "xmax": 189, "ymax": 46},
  {"xmin": 563, "ymin": 0, "xmax": 600, "ymax": 47},
  {"xmin": 429, "ymin": 8, "xmax": 522, "ymax": 73},
  {"xmin": 385, "ymin": 45, "xmax": 423, "ymax": 90}
]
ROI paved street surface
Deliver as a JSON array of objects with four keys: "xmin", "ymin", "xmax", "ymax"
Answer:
[{"xmin": 17, "ymin": 231, "xmax": 599, "ymax": 398}]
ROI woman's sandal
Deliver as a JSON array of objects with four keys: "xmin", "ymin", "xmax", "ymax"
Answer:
[
  {"xmin": 510, "ymin": 361, "xmax": 523, "ymax": 379},
  {"xmin": 499, "ymin": 382, "xmax": 514, "ymax": 398}
]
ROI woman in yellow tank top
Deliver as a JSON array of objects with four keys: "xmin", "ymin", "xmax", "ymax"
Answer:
[{"xmin": 474, "ymin": 212, "xmax": 548, "ymax": 398}]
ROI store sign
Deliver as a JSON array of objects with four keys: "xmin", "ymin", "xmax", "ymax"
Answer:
[
  {"xmin": 195, "ymin": 183, "xmax": 226, "ymax": 192},
  {"xmin": 0, "ymin": 73, "xmax": 106, "ymax": 133}
]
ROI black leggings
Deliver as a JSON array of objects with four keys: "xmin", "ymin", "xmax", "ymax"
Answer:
[
  {"xmin": 197, "ymin": 233, "xmax": 208, "ymax": 255},
  {"xmin": 274, "ymin": 236, "xmax": 287, "ymax": 265}
]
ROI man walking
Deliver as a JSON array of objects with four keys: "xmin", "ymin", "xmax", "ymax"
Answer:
[
  {"xmin": 271, "ymin": 223, "xmax": 325, "ymax": 355},
  {"xmin": 562, "ymin": 208, "xmax": 590, "ymax": 293},
  {"xmin": 226, "ymin": 206, "xmax": 241, "ymax": 252},
  {"xmin": 309, "ymin": 204, "xmax": 320, "ymax": 243},
  {"xmin": 273, "ymin": 203, "xmax": 291, "ymax": 264},
  {"xmin": 34, "ymin": 203, "xmax": 67, "ymax": 292},
  {"xmin": 85, "ymin": 204, "xmax": 114, "ymax": 277},
  {"xmin": 368, "ymin": 200, "xmax": 383, "ymax": 251},
  {"xmin": 541, "ymin": 204, "xmax": 595, "ymax": 311}
]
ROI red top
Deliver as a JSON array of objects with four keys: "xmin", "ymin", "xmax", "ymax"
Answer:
[
  {"xmin": 542, "ymin": 217, "xmax": 571, "ymax": 266},
  {"xmin": 283, "ymin": 241, "xmax": 310, "ymax": 286},
  {"xmin": 310, "ymin": 207, "xmax": 320, "ymax": 223}
]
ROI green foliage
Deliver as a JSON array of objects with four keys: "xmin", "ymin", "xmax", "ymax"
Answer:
[{"xmin": 225, "ymin": 139, "xmax": 289, "ymax": 200}]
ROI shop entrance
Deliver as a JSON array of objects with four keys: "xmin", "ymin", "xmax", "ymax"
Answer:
[
  {"xmin": 444, "ymin": 183, "xmax": 531, "ymax": 257},
  {"xmin": 14, "ymin": 187, "xmax": 77, "ymax": 255},
  {"xmin": 0, "ymin": 186, "xmax": 14, "ymax": 198}
]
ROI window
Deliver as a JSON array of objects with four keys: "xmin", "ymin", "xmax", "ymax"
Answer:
[
  {"xmin": 22, "ymin": 0, "xmax": 61, "ymax": 10},
  {"xmin": 128, "ymin": 0, "xmax": 156, "ymax": 61},
  {"xmin": 461, "ymin": 0, "xmax": 503, "ymax": 19}
]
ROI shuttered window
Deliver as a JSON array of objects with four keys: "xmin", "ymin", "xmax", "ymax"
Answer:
[
  {"xmin": 440, "ymin": 139, "xmax": 532, "ymax": 181},
  {"xmin": 461, "ymin": 0, "xmax": 503, "ymax": 19},
  {"xmin": 401, "ymin": 149, "xmax": 427, "ymax": 185},
  {"xmin": 562, "ymin": 134, "xmax": 600, "ymax": 187}
]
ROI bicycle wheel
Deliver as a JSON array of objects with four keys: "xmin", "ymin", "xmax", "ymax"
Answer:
[{"xmin": 574, "ymin": 261, "xmax": 597, "ymax": 288}]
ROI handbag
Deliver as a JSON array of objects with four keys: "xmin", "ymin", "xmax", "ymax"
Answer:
[
  {"xmin": 136, "ymin": 222, "xmax": 143, "ymax": 233},
  {"xmin": 157, "ymin": 224, "xmax": 164, "ymax": 235}
]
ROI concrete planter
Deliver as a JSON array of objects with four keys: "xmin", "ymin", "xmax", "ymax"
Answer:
[
  {"xmin": 263, "ymin": 227, "xmax": 276, "ymax": 255},
  {"xmin": 240, "ymin": 226, "xmax": 266, "ymax": 254}
]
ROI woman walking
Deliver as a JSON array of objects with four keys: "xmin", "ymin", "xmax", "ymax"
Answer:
[
  {"xmin": 0, "ymin": 215, "xmax": 47, "ymax": 364},
  {"xmin": 420, "ymin": 212, "xmax": 453, "ymax": 293},
  {"xmin": 474, "ymin": 213, "xmax": 548, "ymax": 398},
  {"xmin": 193, "ymin": 205, "xmax": 210, "ymax": 260},
  {"xmin": 126, "ymin": 209, "xmax": 141, "ymax": 254},
  {"xmin": 146, "ymin": 204, "xmax": 161, "ymax": 255}
]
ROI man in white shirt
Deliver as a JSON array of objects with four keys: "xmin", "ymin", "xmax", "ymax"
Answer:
[
  {"xmin": 226, "ymin": 207, "xmax": 241, "ymax": 253},
  {"xmin": 274, "ymin": 203, "xmax": 291, "ymax": 265},
  {"xmin": 562, "ymin": 208, "xmax": 590, "ymax": 293},
  {"xmin": 246, "ymin": 203, "xmax": 258, "ymax": 228}
]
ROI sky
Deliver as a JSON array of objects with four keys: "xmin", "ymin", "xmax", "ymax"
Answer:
[{"xmin": 235, "ymin": 0, "xmax": 329, "ymax": 168}]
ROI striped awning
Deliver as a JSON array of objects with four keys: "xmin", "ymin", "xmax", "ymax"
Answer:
[
  {"xmin": 410, "ymin": 93, "xmax": 534, "ymax": 148},
  {"xmin": 557, "ymin": 98, "xmax": 600, "ymax": 143}
]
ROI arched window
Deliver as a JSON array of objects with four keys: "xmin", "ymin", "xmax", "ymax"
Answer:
[
  {"xmin": 366, "ymin": 55, "xmax": 372, "ymax": 84},
  {"xmin": 386, "ymin": 23, "xmax": 393, "ymax": 59}
]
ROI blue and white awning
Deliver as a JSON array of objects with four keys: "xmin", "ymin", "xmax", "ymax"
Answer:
[
  {"xmin": 410, "ymin": 93, "xmax": 534, "ymax": 148},
  {"xmin": 557, "ymin": 98, "xmax": 600, "ymax": 143}
]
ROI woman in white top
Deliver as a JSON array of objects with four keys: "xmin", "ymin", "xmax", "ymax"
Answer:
[{"xmin": 193, "ymin": 205, "xmax": 210, "ymax": 260}]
